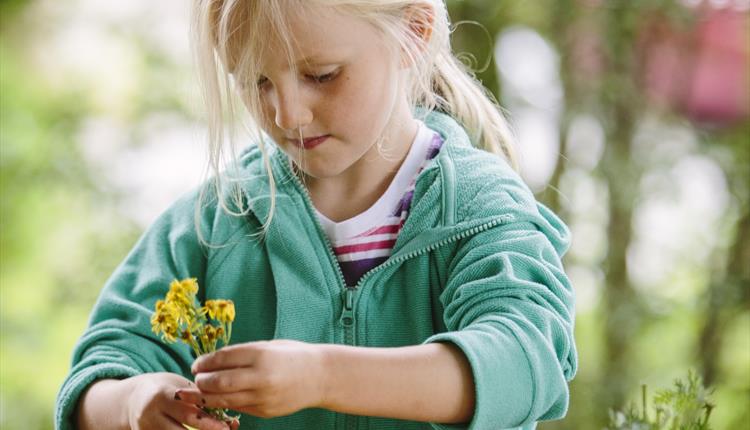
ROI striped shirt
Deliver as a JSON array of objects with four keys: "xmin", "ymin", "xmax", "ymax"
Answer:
[{"xmin": 316, "ymin": 121, "xmax": 444, "ymax": 286}]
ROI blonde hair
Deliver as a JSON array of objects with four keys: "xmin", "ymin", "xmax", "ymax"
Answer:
[{"xmin": 190, "ymin": 0, "xmax": 518, "ymax": 244}]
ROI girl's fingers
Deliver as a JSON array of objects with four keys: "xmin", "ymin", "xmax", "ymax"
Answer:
[
  {"xmin": 177, "ymin": 388, "xmax": 260, "ymax": 410},
  {"xmin": 192, "ymin": 342, "xmax": 266, "ymax": 373},
  {"xmin": 192, "ymin": 367, "xmax": 264, "ymax": 392},
  {"xmin": 229, "ymin": 418, "xmax": 241, "ymax": 430},
  {"xmin": 166, "ymin": 403, "xmax": 231, "ymax": 430},
  {"xmin": 147, "ymin": 412, "xmax": 201, "ymax": 430}
]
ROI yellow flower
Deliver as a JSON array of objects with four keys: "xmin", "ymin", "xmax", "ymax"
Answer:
[
  {"xmin": 161, "ymin": 322, "xmax": 178, "ymax": 343},
  {"xmin": 205, "ymin": 325, "xmax": 216, "ymax": 342},
  {"xmin": 198, "ymin": 325, "xmax": 211, "ymax": 350},
  {"xmin": 152, "ymin": 278, "xmax": 234, "ymax": 352},
  {"xmin": 202, "ymin": 300, "xmax": 236, "ymax": 323},
  {"xmin": 151, "ymin": 306, "xmax": 179, "ymax": 343},
  {"xmin": 179, "ymin": 278, "xmax": 199, "ymax": 295},
  {"xmin": 165, "ymin": 279, "xmax": 200, "ymax": 327},
  {"xmin": 168, "ymin": 278, "xmax": 198, "ymax": 299},
  {"xmin": 154, "ymin": 299, "xmax": 178, "ymax": 319},
  {"xmin": 167, "ymin": 281, "xmax": 191, "ymax": 306}
]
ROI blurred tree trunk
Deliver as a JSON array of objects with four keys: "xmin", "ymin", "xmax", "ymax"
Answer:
[
  {"xmin": 699, "ymin": 208, "xmax": 750, "ymax": 386},
  {"xmin": 597, "ymin": 1, "xmax": 645, "ymax": 420},
  {"xmin": 539, "ymin": 0, "xmax": 578, "ymax": 216},
  {"xmin": 698, "ymin": 126, "xmax": 750, "ymax": 386}
]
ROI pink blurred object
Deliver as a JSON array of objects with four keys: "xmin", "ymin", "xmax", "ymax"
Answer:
[
  {"xmin": 640, "ymin": 4, "xmax": 749, "ymax": 126},
  {"xmin": 685, "ymin": 8, "xmax": 749, "ymax": 124}
]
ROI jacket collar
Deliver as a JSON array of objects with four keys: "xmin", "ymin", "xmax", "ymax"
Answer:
[{"xmin": 237, "ymin": 109, "xmax": 513, "ymax": 255}]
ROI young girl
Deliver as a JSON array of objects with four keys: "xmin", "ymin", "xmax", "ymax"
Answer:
[{"xmin": 56, "ymin": 1, "xmax": 577, "ymax": 429}]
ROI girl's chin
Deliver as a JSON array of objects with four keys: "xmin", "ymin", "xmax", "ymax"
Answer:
[{"xmin": 288, "ymin": 159, "xmax": 350, "ymax": 182}]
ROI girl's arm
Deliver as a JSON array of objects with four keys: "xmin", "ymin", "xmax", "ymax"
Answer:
[
  {"xmin": 318, "ymin": 342, "xmax": 475, "ymax": 424},
  {"xmin": 322, "ymin": 209, "xmax": 576, "ymax": 429},
  {"xmin": 179, "ymin": 339, "xmax": 474, "ymax": 425},
  {"xmin": 76, "ymin": 379, "xmax": 129, "ymax": 430}
]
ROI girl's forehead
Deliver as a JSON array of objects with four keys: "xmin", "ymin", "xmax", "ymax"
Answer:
[{"xmin": 253, "ymin": 5, "xmax": 385, "ymax": 70}]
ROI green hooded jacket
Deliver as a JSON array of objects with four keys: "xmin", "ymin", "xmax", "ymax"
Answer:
[{"xmin": 55, "ymin": 110, "xmax": 577, "ymax": 430}]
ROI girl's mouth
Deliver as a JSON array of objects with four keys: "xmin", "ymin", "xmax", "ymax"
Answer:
[{"xmin": 290, "ymin": 135, "xmax": 330, "ymax": 150}]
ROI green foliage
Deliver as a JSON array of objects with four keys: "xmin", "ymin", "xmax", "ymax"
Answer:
[
  {"xmin": 0, "ymin": 7, "xmax": 142, "ymax": 430},
  {"xmin": 606, "ymin": 371, "xmax": 715, "ymax": 430}
]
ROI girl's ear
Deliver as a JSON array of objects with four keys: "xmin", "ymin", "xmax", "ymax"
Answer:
[
  {"xmin": 407, "ymin": 3, "xmax": 434, "ymax": 44},
  {"xmin": 400, "ymin": 3, "xmax": 435, "ymax": 68}
]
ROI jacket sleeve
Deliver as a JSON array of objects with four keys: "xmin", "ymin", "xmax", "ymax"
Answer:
[
  {"xmin": 54, "ymin": 190, "xmax": 211, "ymax": 430},
  {"xmin": 421, "ymin": 202, "xmax": 578, "ymax": 430}
]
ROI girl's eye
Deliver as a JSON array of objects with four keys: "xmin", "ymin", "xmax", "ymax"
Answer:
[
  {"xmin": 307, "ymin": 72, "xmax": 337, "ymax": 84},
  {"xmin": 255, "ymin": 71, "xmax": 337, "ymax": 89}
]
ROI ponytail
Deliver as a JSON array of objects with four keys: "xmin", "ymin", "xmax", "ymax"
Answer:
[{"xmin": 432, "ymin": 51, "xmax": 519, "ymax": 171}]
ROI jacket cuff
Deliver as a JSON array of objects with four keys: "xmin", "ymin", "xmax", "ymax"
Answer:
[
  {"xmin": 420, "ymin": 323, "xmax": 535, "ymax": 430},
  {"xmin": 55, "ymin": 362, "xmax": 140, "ymax": 430}
]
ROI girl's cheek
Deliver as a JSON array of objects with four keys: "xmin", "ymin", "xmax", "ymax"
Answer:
[
  {"xmin": 257, "ymin": 101, "xmax": 276, "ymax": 129},
  {"xmin": 328, "ymin": 73, "xmax": 351, "ymax": 98},
  {"xmin": 315, "ymin": 76, "xmax": 351, "ymax": 115}
]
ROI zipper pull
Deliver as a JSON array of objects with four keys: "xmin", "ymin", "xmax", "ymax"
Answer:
[{"xmin": 340, "ymin": 288, "xmax": 355, "ymax": 327}]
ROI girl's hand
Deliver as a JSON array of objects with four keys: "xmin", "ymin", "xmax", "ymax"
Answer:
[
  {"xmin": 176, "ymin": 339, "xmax": 327, "ymax": 419},
  {"xmin": 126, "ymin": 372, "xmax": 232, "ymax": 430}
]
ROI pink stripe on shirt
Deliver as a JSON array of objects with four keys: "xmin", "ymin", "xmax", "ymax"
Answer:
[{"xmin": 334, "ymin": 239, "xmax": 398, "ymax": 254}]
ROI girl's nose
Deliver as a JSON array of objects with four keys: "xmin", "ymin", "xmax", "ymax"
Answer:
[{"xmin": 274, "ymin": 87, "xmax": 313, "ymax": 131}]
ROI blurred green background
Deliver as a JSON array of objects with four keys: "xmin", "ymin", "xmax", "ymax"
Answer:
[{"xmin": 1, "ymin": 0, "xmax": 748, "ymax": 428}]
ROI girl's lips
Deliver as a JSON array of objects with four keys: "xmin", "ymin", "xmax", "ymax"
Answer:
[{"xmin": 290, "ymin": 135, "xmax": 329, "ymax": 150}]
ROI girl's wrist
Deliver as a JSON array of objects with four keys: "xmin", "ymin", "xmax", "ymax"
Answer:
[
  {"xmin": 316, "ymin": 344, "xmax": 339, "ymax": 410},
  {"xmin": 76, "ymin": 378, "xmax": 132, "ymax": 430}
]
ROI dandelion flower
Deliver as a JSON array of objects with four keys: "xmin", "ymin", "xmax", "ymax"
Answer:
[
  {"xmin": 179, "ymin": 278, "xmax": 199, "ymax": 295},
  {"xmin": 203, "ymin": 300, "xmax": 236, "ymax": 323},
  {"xmin": 151, "ymin": 307, "xmax": 179, "ymax": 343}
]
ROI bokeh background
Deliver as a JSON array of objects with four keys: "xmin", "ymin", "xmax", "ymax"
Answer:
[{"xmin": 1, "ymin": 0, "xmax": 748, "ymax": 428}]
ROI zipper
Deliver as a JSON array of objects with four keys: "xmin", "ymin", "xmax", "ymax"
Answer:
[
  {"xmin": 341, "ymin": 287, "xmax": 356, "ymax": 343},
  {"xmin": 352, "ymin": 215, "xmax": 513, "ymax": 290},
  {"xmin": 341, "ymin": 288, "xmax": 357, "ymax": 430},
  {"xmin": 277, "ymin": 159, "xmax": 357, "ymax": 334},
  {"xmin": 278, "ymin": 158, "xmax": 358, "ymax": 430}
]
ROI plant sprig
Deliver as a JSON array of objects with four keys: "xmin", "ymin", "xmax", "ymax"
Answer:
[
  {"xmin": 150, "ymin": 278, "xmax": 240, "ymax": 426},
  {"xmin": 606, "ymin": 370, "xmax": 715, "ymax": 430}
]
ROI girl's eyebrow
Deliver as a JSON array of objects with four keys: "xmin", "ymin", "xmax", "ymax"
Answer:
[
  {"xmin": 259, "ymin": 53, "xmax": 345, "ymax": 74},
  {"xmin": 296, "ymin": 55, "xmax": 326, "ymax": 64},
  {"xmin": 294, "ymin": 51, "xmax": 347, "ymax": 66}
]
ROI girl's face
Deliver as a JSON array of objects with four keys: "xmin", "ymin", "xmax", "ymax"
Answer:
[{"xmin": 243, "ymin": 5, "xmax": 416, "ymax": 184}]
